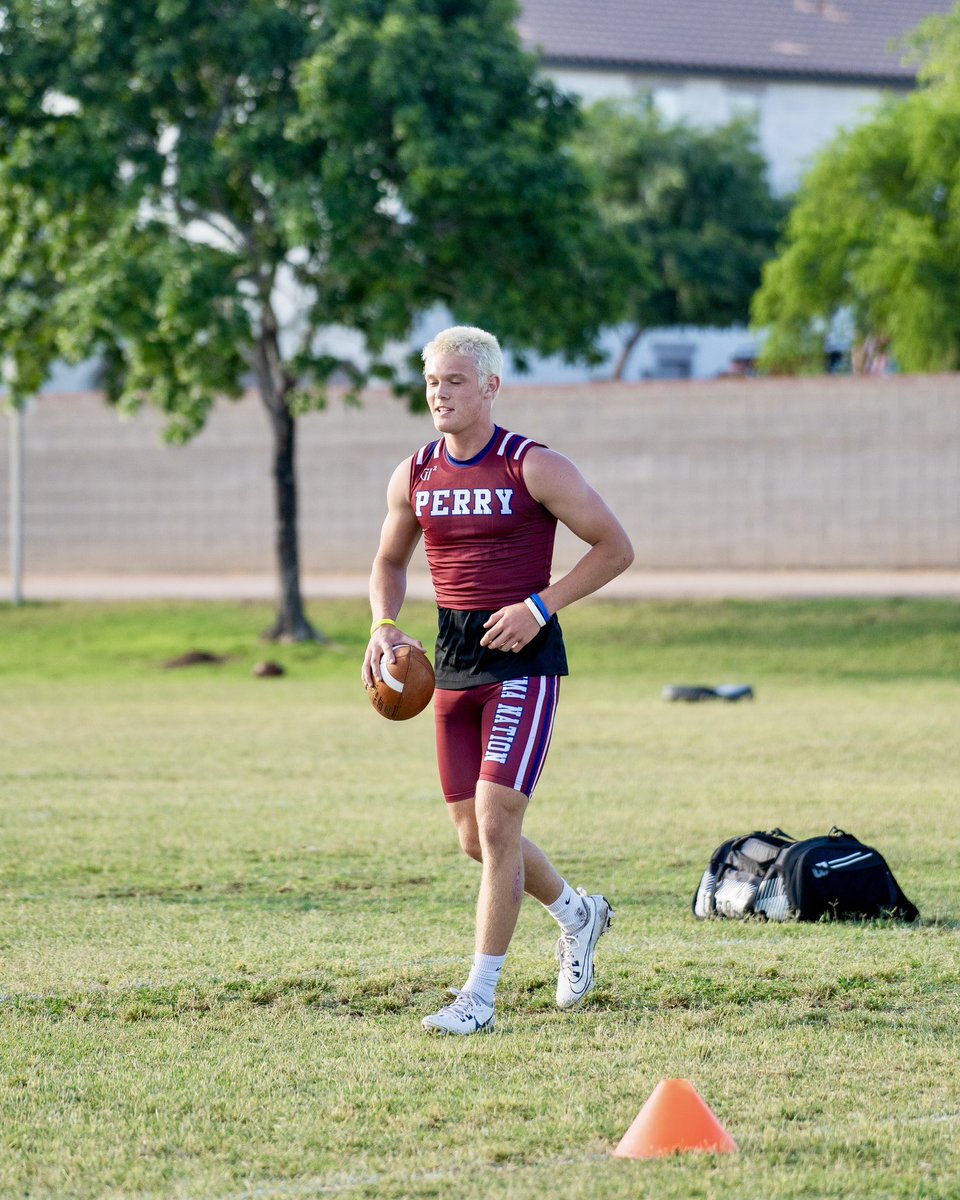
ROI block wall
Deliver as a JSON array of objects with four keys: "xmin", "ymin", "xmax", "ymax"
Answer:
[{"xmin": 2, "ymin": 374, "xmax": 958, "ymax": 573}]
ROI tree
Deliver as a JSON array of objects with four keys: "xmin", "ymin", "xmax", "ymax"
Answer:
[
  {"xmin": 753, "ymin": 6, "xmax": 960, "ymax": 374},
  {"xmin": 572, "ymin": 99, "xmax": 787, "ymax": 380},
  {"xmin": 0, "ymin": 0, "xmax": 620, "ymax": 639}
]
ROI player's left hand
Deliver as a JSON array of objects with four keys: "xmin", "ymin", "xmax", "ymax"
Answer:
[{"xmin": 480, "ymin": 602, "xmax": 542, "ymax": 653}]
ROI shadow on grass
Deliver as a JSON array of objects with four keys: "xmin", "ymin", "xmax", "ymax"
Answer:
[{"xmin": 81, "ymin": 874, "xmax": 437, "ymax": 909}]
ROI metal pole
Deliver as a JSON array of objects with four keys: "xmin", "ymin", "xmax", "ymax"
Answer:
[{"xmin": 9, "ymin": 401, "xmax": 24, "ymax": 605}]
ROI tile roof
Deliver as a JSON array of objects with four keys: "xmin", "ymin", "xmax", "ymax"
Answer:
[{"xmin": 517, "ymin": 0, "xmax": 955, "ymax": 84}]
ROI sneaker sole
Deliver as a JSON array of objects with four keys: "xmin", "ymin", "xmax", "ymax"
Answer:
[
  {"xmin": 422, "ymin": 1017, "xmax": 495, "ymax": 1036},
  {"xmin": 557, "ymin": 896, "xmax": 614, "ymax": 1011}
]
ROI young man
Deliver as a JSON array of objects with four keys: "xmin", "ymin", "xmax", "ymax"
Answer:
[{"xmin": 362, "ymin": 326, "xmax": 634, "ymax": 1035}]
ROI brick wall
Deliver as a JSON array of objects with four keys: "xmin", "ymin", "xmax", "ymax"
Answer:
[{"xmin": 2, "ymin": 374, "xmax": 959, "ymax": 573}]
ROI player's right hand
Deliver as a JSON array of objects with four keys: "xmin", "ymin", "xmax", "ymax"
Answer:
[{"xmin": 362, "ymin": 627, "xmax": 424, "ymax": 689}]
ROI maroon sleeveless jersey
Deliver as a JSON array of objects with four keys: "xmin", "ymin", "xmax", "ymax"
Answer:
[{"xmin": 408, "ymin": 426, "xmax": 557, "ymax": 610}]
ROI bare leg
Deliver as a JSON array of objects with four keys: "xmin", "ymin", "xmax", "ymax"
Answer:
[
  {"xmin": 448, "ymin": 782, "xmax": 566, "ymax": 956},
  {"xmin": 473, "ymin": 781, "xmax": 525, "ymax": 955},
  {"xmin": 448, "ymin": 793, "xmax": 564, "ymax": 907}
]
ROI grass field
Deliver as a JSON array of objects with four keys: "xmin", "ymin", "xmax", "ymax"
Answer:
[{"xmin": 1, "ymin": 597, "xmax": 959, "ymax": 1199}]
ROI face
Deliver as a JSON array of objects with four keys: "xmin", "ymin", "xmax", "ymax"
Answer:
[{"xmin": 423, "ymin": 352, "xmax": 499, "ymax": 439}]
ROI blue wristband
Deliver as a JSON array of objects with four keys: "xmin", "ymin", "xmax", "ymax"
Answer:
[{"xmin": 529, "ymin": 593, "xmax": 550, "ymax": 623}]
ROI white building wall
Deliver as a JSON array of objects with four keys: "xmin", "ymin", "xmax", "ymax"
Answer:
[
  {"xmin": 753, "ymin": 80, "xmax": 885, "ymax": 193},
  {"xmin": 550, "ymin": 66, "xmax": 893, "ymax": 194},
  {"xmin": 504, "ymin": 327, "xmax": 755, "ymax": 385},
  {"xmin": 541, "ymin": 66, "xmax": 900, "ymax": 378}
]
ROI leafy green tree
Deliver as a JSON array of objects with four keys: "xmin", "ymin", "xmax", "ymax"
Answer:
[
  {"xmin": 572, "ymin": 99, "xmax": 786, "ymax": 379},
  {"xmin": 753, "ymin": 6, "xmax": 960, "ymax": 374},
  {"xmin": 0, "ymin": 0, "xmax": 619, "ymax": 639}
]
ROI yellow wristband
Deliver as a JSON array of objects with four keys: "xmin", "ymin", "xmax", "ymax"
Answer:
[{"xmin": 370, "ymin": 618, "xmax": 397, "ymax": 636}]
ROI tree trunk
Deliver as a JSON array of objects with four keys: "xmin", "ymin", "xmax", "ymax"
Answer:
[
  {"xmin": 260, "ymin": 399, "xmax": 322, "ymax": 642},
  {"xmin": 255, "ymin": 311, "xmax": 322, "ymax": 643},
  {"xmin": 611, "ymin": 326, "xmax": 645, "ymax": 381}
]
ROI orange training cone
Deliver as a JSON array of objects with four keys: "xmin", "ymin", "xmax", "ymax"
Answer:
[{"xmin": 613, "ymin": 1078, "xmax": 738, "ymax": 1159}]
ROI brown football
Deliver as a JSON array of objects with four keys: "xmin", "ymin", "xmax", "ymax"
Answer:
[{"xmin": 366, "ymin": 644, "xmax": 436, "ymax": 721}]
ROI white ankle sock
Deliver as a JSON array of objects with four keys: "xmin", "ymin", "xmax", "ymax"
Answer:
[
  {"xmin": 463, "ymin": 952, "xmax": 506, "ymax": 1007},
  {"xmin": 544, "ymin": 881, "xmax": 587, "ymax": 934}
]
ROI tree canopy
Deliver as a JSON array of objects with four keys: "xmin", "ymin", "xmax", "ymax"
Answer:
[
  {"xmin": 753, "ymin": 5, "xmax": 960, "ymax": 374},
  {"xmin": 572, "ymin": 98, "xmax": 786, "ymax": 379},
  {"xmin": 0, "ymin": 0, "xmax": 622, "ymax": 636}
]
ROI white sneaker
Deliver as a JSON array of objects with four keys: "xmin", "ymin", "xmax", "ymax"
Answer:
[
  {"xmin": 422, "ymin": 989, "xmax": 495, "ymax": 1035},
  {"xmin": 555, "ymin": 889, "xmax": 614, "ymax": 1010}
]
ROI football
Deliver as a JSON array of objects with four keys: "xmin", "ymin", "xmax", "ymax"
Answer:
[{"xmin": 366, "ymin": 644, "xmax": 436, "ymax": 721}]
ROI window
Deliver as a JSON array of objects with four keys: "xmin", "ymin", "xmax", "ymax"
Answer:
[{"xmin": 652, "ymin": 342, "xmax": 694, "ymax": 379}]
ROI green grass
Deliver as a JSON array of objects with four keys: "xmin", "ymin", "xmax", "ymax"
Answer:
[{"xmin": 1, "ymin": 597, "xmax": 959, "ymax": 1199}]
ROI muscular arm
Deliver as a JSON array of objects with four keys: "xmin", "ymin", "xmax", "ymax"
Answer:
[
  {"xmin": 362, "ymin": 458, "xmax": 424, "ymax": 688},
  {"xmin": 480, "ymin": 447, "xmax": 634, "ymax": 652},
  {"xmin": 524, "ymin": 447, "xmax": 635, "ymax": 612}
]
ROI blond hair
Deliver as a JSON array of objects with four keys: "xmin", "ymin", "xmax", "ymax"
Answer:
[{"xmin": 421, "ymin": 326, "xmax": 503, "ymax": 396}]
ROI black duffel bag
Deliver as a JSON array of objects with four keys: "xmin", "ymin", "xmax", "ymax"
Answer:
[{"xmin": 694, "ymin": 827, "xmax": 919, "ymax": 922}]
